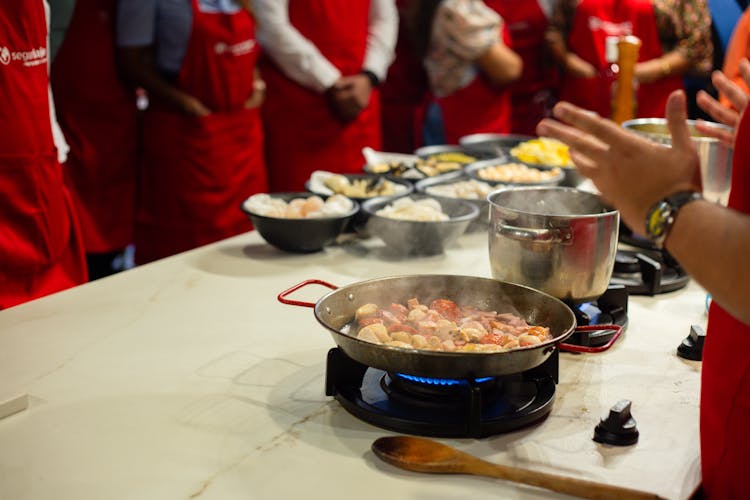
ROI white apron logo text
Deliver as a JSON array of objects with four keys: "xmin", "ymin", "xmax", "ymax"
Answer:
[
  {"xmin": 587, "ymin": 17, "xmax": 632, "ymax": 37},
  {"xmin": 214, "ymin": 39, "xmax": 255, "ymax": 57},
  {"xmin": 0, "ymin": 46, "xmax": 47, "ymax": 67}
]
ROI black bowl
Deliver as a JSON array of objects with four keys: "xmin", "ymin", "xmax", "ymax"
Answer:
[
  {"xmin": 241, "ymin": 192, "xmax": 358, "ymax": 253},
  {"xmin": 361, "ymin": 194, "xmax": 479, "ymax": 256},
  {"xmin": 414, "ymin": 174, "xmax": 493, "ymax": 232},
  {"xmin": 465, "ymin": 159, "xmax": 565, "ymax": 187}
]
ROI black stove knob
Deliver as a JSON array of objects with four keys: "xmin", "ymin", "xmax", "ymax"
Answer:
[
  {"xmin": 677, "ymin": 324, "xmax": 706, "ymax": 361},
  {"xmin": 593, "ymin": 399, "xmax": 639, "ymax": 446}
]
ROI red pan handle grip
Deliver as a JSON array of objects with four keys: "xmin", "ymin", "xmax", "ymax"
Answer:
[
  {"xmin": 559, "ymin": 324, "xmax": 623, "ymax": 353},
  {"xmin": 278, "ymin": 279, "xmax": 339, "ymax": 308}
]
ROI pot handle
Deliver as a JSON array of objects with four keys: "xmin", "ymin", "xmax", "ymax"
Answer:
[
  {"xmin": 495, "ymin": 223, "xmax": 572, "ymax": 244},
  {"xmin": 278, "ymin": 279, "xmax": 339, "ymax": 308},
  {"xmin": 558, "ymin": 324, "xmax": 623, "ymax": 353}
]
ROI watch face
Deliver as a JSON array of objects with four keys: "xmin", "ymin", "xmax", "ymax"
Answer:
[{"xmin": 647, "ymin": 201, "xmax": 670, "ymax": 240}]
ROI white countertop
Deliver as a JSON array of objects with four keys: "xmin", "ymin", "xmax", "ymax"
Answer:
[{"xmin": 0, "ymin": 230, "xmax": 705, "ymax": 500}]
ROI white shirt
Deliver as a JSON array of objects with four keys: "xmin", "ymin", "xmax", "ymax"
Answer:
[{"xmin": 252, "ymin": 0, "xmax": 398, "ymax": 93}]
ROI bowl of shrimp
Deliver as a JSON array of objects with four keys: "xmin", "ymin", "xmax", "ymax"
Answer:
[
  {"xmin": 241, "ymin": 192, "xmax": 358, "ymax": 253},
  {"xmin": 361, "ymin": 194, "xmax": 479, "ymax": 256}
]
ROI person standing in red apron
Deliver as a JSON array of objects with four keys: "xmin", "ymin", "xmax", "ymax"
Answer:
[
  {"xmin": 116, "ymin": 0, "xmax": 268, "ymax": 265},
  {"xmin": 379, "ymin": 0, "xmax": 430, "ymax": 153},
  {"xmin": 51, "ymin": 0, "xmax": 138, "ymax": 279},
  {"xmin": 0, "ymin": 0, "xmax": 88, "ymax": 309},
  {"xmin": 410, "ymin": 0, "xmax": 522, "ymax": 146},
  {"xmin": 547, "ymin": 0, "xmax": 713, "ymax": 118},
  {"xmin": 485, "ymin": 0, "xmax": 559, "ymax": 135},
  {"xmin": 252, "ymin": 0, "xmax": 398, "ymax": 192},
  {"xmin": 537, "ymin": 66, "xmax": 750, "ymax": 496}
]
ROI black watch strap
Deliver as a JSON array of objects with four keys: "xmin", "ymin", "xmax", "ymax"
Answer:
[
  {"xmin": 645, "ymin": 190, "xmax": 702, "ymax": 248},
  {"xmin": 360, "ymin": 69, "xmax": 380, "ymax": 88}
]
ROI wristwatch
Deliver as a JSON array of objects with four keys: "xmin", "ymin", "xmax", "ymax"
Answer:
[{"xmin": 645, "ymin": 191, "xmax": 703, "ymax": 248}]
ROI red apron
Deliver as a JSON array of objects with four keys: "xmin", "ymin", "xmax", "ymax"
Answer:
[
  {"xmin": 485, "ymin": 0, "xmax": 558, "ymax": 135},
  {"xmin": 560, "ymin": 0, "xmax": 683, "ymax": 118},
  {"xmin": 0, "ymin": 0, "xmax": 87, "ymax": 309},
  {"xmin": 136, "ymin": 0, "xmax": 268, "ymax": 264},
  {"xmin": 425, "ymin": 25, "xmax": 513, "ymax": 145},
  {"xmin": 261, "ymin": 0, "xmax": 381, "ymax": 192},
  {"xmin": 51, "ymin": 0, "xmax": 137, "ymax": 253},
  {"xmin": 380, "ymin": 0, "xmax": 429, "ymax": 153},
  {"xmin": 701, "ymin": 109, "xmax": 750, "ymax": 498}
]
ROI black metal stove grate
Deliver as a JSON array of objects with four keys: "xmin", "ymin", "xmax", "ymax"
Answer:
[{"xmin": 325, "ymin": 347, "xmax": 558, "ymax": 438}]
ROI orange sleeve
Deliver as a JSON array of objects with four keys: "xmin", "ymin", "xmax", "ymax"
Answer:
[{"xmin": 720, "ymin": 9, "xmax": 750, "ymax": 109}]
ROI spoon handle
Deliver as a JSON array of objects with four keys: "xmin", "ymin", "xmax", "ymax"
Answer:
[{"xmin": 467, "ymin": 456, "xmax": 663, "ymax": 500}]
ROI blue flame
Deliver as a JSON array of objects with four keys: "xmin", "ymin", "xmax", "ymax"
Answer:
[
  {"xmin": 396, "ymin": 373, "xmax": 494, "ymax": 386},
  {"xmin": 577, "ymin": 302, "xmax": 601, "ymax": 325}
]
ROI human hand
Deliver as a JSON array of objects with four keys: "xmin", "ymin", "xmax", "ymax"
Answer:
[
  {"xmin": 536, "ymin": 90, "xmax": 701, "ymax": 235},
  {"xmin": 564, "ymin": 53, "xmax": 597, "ymax": 78},
  {"xmin": 179, "ymin": 94, "xmax": 211, "ymax": 116},
  {"xmin": 326, "ymin": 74, "xmax": 372, "ymax": 122},
  {"xmin": 695, "ymin": 60, "xmax": 750, "ymax": 146},
  {"xmin": 245, "ymin": 79, "xmax": 266, "ymax": 109}
]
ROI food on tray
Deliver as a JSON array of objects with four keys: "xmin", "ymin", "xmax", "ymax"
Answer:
[
  {"xmin": 474, "ymin": 162, "xmax": 562, "ymax": 183},
  {"xmin": 308, "ymin": 170, "xmax": 407, "ymax": 198},
  {"xmin": 243, "ymin": 193, "xmax": 354, "ymax": 218},
  {"xmin": 368, "ymin": 151, "xmax": 477, "ymax": 179},
  {"xmin": 351, "ymin": 298, "xmax": 552, "ymax": 352},
  {"xmin": 510, "ymin": 138, "xmax": 573, "ymax": 167},
  {"xmin": 375, "ymin": 197, "xmax": 449, "ymax": 221},
  {"xmin": 424, "ymin": 179, "xmax": 493, "ymax": 200}
]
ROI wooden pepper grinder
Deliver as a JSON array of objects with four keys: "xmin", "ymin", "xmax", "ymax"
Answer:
[{"xmin": 611, "ymin": 35, "xmax": 642, "ymax": 124}]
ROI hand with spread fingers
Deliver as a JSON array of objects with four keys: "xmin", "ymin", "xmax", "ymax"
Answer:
[
  {"xmin": 695, "ymin": 58, "xmax": 750, "ymax": 146},
  {"xmin": 536, "ymin": 90, "xmax": 700, "ymax": 237}
]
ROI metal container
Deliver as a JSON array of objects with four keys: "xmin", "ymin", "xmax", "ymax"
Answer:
[
  {"xmin": 622, "ymin": 118, "xmax": 733, "ymax": 206},
  {"xmin": 458, "ymin": 133, "xmax": 535, "ymax": 157},
  {"xmin": 488, "ymin": 187, "xmax": 619, "ymax": 303}
]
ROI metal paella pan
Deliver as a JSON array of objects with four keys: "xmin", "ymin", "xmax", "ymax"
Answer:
[{"xmin": 279, "ymin": 274, "xmax": 576, "ymax": 378}]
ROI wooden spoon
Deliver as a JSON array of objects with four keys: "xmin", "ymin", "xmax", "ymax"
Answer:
[{"xmin": 372, "ymin": 436, "xmax": 664, "ymax": 500}]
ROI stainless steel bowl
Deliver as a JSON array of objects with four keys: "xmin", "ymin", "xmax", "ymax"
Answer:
[
  {"xmin": 362, "ymin": 195, "xmax": 479, "ymax": 255},
  {"xmin": 488, "ymin": 187, "xmax": 619, "ymax": 303},
  {"xmin": 458, "ymin": 133, "xmax": 535, "ymax": 157},
  {"xmin": 622, "ymin": 118, "xmax": 733, "ymax": 206}
]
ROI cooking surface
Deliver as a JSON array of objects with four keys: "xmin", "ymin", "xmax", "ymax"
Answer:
[{"xmin": 0, "ymin": 230, "xmax": 704, "ymax": 499}]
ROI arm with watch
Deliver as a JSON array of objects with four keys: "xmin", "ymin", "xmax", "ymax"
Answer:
[{"xmin": 537, "ymin": 86, "xmax": 750, "ymax": 326}]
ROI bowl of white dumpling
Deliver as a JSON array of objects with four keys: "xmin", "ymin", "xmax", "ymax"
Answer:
[{"xmin": 241, "ymin": 192, "xmax": 358, "ymax": 253}]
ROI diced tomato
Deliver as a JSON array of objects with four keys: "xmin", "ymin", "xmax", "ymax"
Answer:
[
  {"xmin": 358, "ymin": 317, "xmax": 384, "ymax": 327},
  {"xmin": 386, "ymin": 323, "xmax": 418, "ymax": 334},
  {"xmin": 429, "ymin": 299, "xmax": 461, "ymax": 322}
]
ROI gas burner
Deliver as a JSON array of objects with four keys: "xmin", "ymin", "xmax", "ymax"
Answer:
[
  {"xmin": 560, "ymin": 285, "xmax": 628, "ymax": 352},
  {"xmin": 610, "ymin": 248, "xmax": 690, "ymax": 295},
  {"xmin": 325, "ymin": 347, "xmax": 557, "ymax": 438}
]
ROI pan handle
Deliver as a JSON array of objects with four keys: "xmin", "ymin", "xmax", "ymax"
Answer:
[
  {"xmin": 559, "ymin": 324, "xmax": 623, "ymax": 353},
  {"xmin": 495, "ymin": 223, "xmax": 572, "ymax": 244},
  {"xmin": 278, "ymin": 279, "xmax": 339, "ymax": 308}
]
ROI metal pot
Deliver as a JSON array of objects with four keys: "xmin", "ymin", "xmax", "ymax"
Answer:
[
  {"xmin": 622, "ymin": 118, "xmax": 733, "ymax": 206},
  {"xmin": 488, "ymin": 187, "xmax": 619, "ymax": 303},
  {"xmin": 279, "ymin": 275, "xmax": 576, "ymax": 378}
]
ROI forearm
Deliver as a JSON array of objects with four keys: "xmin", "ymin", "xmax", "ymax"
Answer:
[
  {"xmin": 666, "ymin": 200, "xmax": 750, "ymax": 325},
  {"xmin": 635, "ymin": 50, "xmax": 690, "ymax": 84},
  {"xmin": 363, "ymin": 0, "xmax": 397, "ymax": 81},
  {"xmin": 476, "ymin": 42, "xmax": 522, "ymax": 86},
  {"xmin": 252, "ymin": 0, "xmax": 339, "ymax": 92},
  {"xmin": 115, "ymin": 47, "xmax": 196, "ymax": 114}
]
